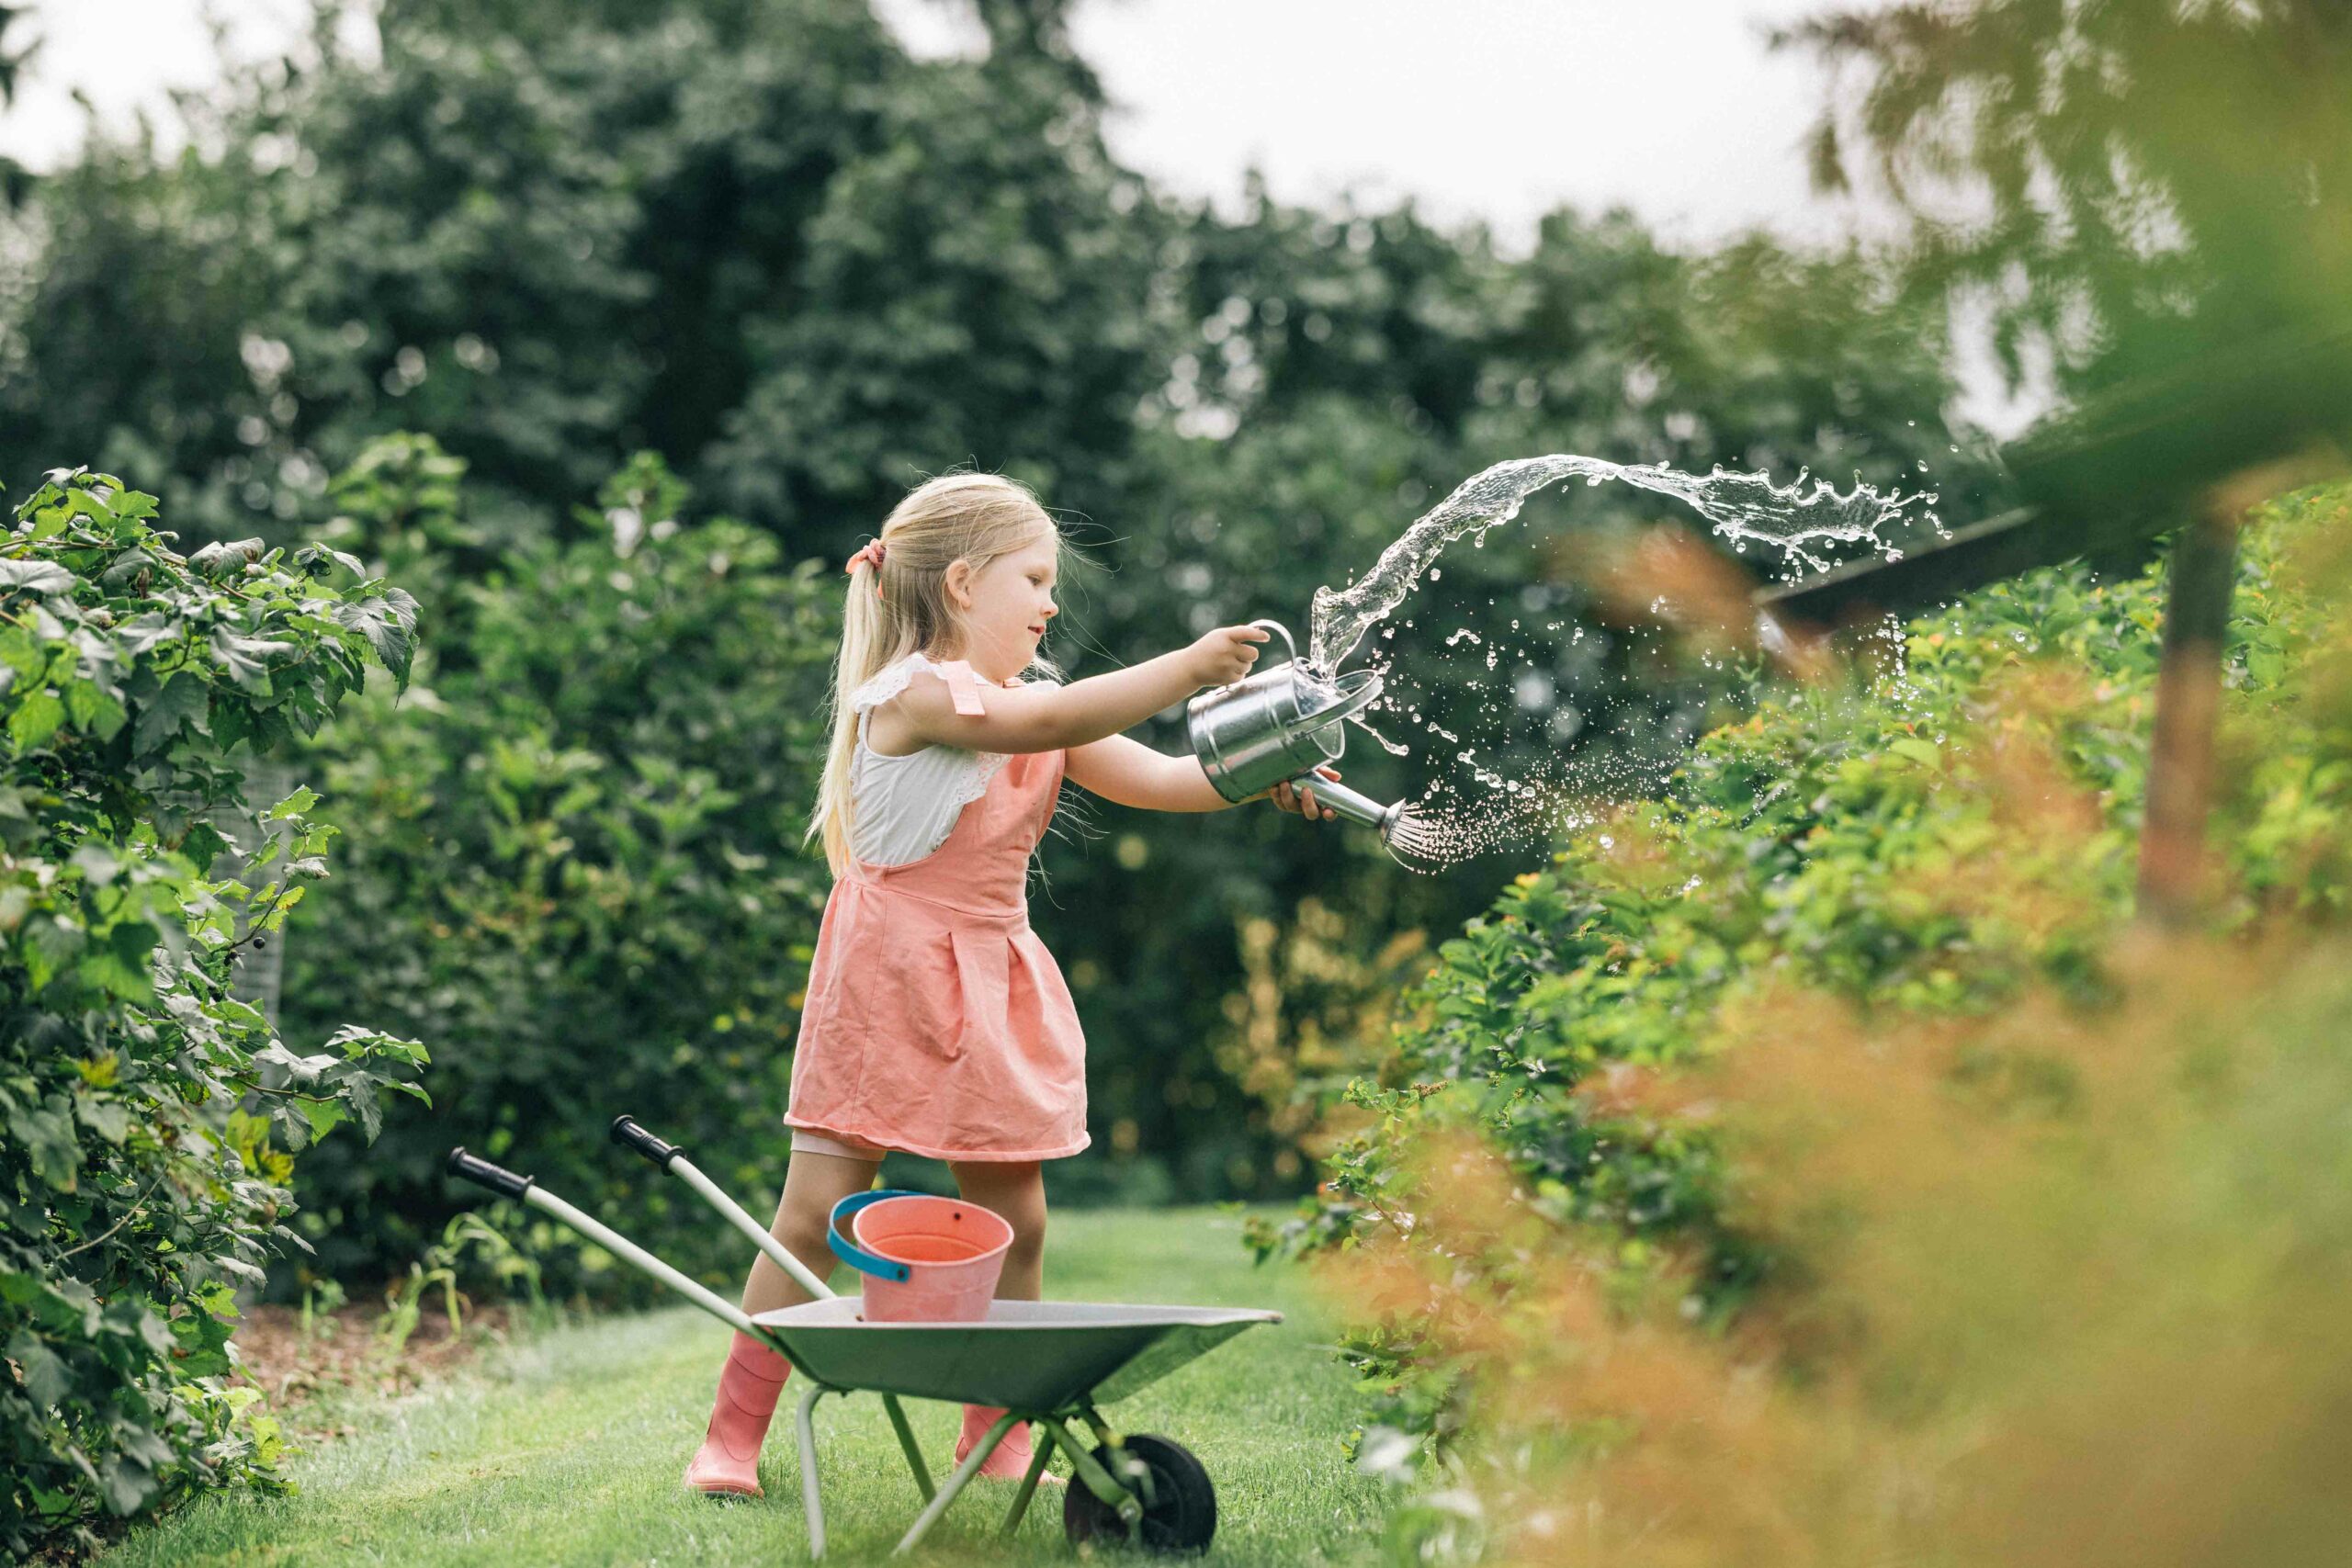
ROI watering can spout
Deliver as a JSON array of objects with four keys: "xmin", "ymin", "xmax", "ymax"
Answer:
[{"xmin": 1296, "ymin": 773, "xmax": 1409, "ymax": 842}]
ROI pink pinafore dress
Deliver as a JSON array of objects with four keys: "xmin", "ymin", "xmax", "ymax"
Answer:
[{"xmin": 785, "ymin": 663, "xmax": 1089, "ymax": 1162}]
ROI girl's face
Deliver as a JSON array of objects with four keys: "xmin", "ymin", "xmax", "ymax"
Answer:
[{"xmin": 945, "ymin": 532, "xmax": 1058, "ymax": 678}]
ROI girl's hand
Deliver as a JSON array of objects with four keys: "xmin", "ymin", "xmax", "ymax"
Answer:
[
  {"xmin": 1270, "ymin": 765, "xmax": 1340, "ymax": 822},
  {"xmin": 1186, "ymin": 625, "xmax": 1270, "ymax": 688}
]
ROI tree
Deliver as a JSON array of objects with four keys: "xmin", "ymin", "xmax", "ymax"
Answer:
[
  {"xmin": 0, "ymin": 0, "xmax": 1163, "ymax": 561},
  {"xmin": 1782, "ymin": 0, "xmax": 2352, "ymax": 398},
  {"xmin": 0, "ymin": 468, "xmax": 423, "ymax": 1552}
]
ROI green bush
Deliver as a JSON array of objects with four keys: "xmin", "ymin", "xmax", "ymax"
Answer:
[
  {"xmin": 279, "ymin": 442, "xmax": 839, "ymax": 1291},
  {"xmin": 0, "ymin": 468, "xmax": 424, "ymax": 1554},
  {"xmin": 1267, "ymin": 483, "xmax": 2352, "ymax": 1456}
]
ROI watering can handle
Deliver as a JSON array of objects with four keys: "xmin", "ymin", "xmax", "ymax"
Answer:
[
  {"xmin": 826, "ymin": 1189, "xmax": 921, "ymax": 1282},
  {"xmin": 1247, "ymin": 618, "xmax": 1296, "ymax": 663}
]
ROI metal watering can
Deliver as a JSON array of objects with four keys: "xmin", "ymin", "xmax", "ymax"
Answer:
[{"xmin": 1186, "ymin": 620, "xmax": 1420, "ymax": 846}]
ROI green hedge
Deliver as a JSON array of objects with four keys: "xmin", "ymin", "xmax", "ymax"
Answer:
[
  {"xmin": 277, "ymin": 443, "xmax": 841, "ymax": 1292},
  {"xmin": 0, "ymin": 469, "xmax": 424, "ymax": 1554},
  {"xmin": 1265, "ymin": 484, "xmax": 2352, "ymax": 1453}
]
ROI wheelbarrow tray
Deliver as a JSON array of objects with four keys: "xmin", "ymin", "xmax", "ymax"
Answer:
[{"xmin": 752, "ymin": 1298, "xmax": 1282, "ymax": 1413}]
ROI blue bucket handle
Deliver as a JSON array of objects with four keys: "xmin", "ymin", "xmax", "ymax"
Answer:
[{"xmin": 826, "ymin": 1189, "xmax": 925, "ymax": 1282}]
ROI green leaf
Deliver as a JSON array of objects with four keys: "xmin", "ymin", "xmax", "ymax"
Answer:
[
  {"xmin": 97, "ymin": 1455, "xmax": 158, "ymax": 1517},
  {"xmin": 0, "ymin": 623, "xmax": 41, "ymax": 674},
  {"xmin": 70, "ymin": 841, "xmax": 120, "ymax": 886},
  {"xmin": 1889, "ymin": 737, "xmax": 1942, "ymax": 770},
  {"xmin": 64, "ymin": 678, "xmax": 128, "ymax": 740},
  {"xmin": 81, "ymin": 920, "xmax": 159, "ymax": 1002},
  {"xmin": 0, "ymin": 557, "xmax": 75, "ymax": 593},
  {"xmin": 6, "ymin": 1331, "xmax": 70, "ymax": 1408},
  {"xmin": 299, "ymin": 1099, "xmax": 347, "ymax": 1141},
  {"xmin": 180, "ymin": 819, "xmax": 233, "ymax": 874},
  {"xmin": 266, "ymin": 785, "xmax": 319, "ymax": 819},
  {"xmin": 64, "ymin": 486, "xmax": 117, "ymax": 524},
  {"xmin": 211, "ymin": 629, "xmax": 288, "ymax": 692},
  {"xmin": 209, "ymin": 694, "xmax": 254, "ymax": 752},
  {"xmin": 74, "ymin": 1092, "xmax": 130, "ymax": 1144},
  {"xmin": 22, "ymin": 915, "xmax": 84, "ymax": 990},
  {"xmin": 334, "ymin": 589, "xmax": 420, "ymax": 685},
  {"xmin": 132, "ymin": 673, "xmax": 209, "ymax": 754},
  {"xmin": 9, "ymin": 687, "xmax": 64, "ymax": 750},
  {"xmin": 8, "ymin": 1097, "xmax": 80, "ymax": 1190}
]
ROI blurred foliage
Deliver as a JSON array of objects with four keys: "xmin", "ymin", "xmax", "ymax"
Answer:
[
  {"xmin": 277, "ymin": 439, "xmax": 840, "ymax": 1290},
  {"xmin": 0, "ymin": 468, "xmax": 423, "ymax": 1553},
  {"xmin": 1782, "ymin": 0, "xmax": 2352, "ymax": 399},
  {"xmin": 0, "ymin": 0, "xmax": 1987, "ymax": 1244},
  {"xmin": 1262, "ymin": 482, "xmax": 2352, "ymax": 1548},
  {"xmin": 0, "ymin": 3, "xmax": 32, "ymax": 209}
]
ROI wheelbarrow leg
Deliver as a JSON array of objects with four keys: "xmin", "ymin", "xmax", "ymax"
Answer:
[
  {"xmin": 1000, "ymin": 1422, "xmax": 1057, "ymax": 1536},
  {"xmin": 881, "ymin": 1393, "xmax": 934, "ymax": 1503},
  {"xmin": 892, "ymin": 1409, "xmax": 1018, "ymax": 1555},
  {"xmin": 1037, "ymin": 1416, "xmax": 1145, "ymax": 1530},
  {"xmin": 795, "ymin": 1382, "xmax": 829, "ymax": 1560}
]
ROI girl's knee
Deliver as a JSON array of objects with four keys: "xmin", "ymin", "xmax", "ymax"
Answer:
[
  {"xmin": 955, "ymin": 1166, "xmax": 1046, "ymax": 1229},
  {"xmin": 1003, "ymin": 1201, "xmax": 1047, "ymax": 1248}
]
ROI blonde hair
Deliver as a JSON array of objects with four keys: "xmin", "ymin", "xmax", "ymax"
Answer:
[{"xmin": 807, "ymin": 472, "xmax": 1062, "ymax": 876}]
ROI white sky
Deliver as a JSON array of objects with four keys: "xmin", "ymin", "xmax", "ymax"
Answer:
[
  {"xmin": 1, "ymin": 0, "xmax": 2031, "ymax": 428},
  {"xmin": 2, "ymin": 0, "xmax": 1859, "ymax": 245}
]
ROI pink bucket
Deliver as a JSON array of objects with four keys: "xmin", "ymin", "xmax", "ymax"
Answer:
[{"xmin": 828, "ymin": 1190, "xmax": 1012, "ymax": 1322}]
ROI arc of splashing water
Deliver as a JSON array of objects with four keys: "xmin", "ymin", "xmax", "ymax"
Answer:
[
  {"xmin": 1300, "ymin": 453, "xmax": 1939, "ymax": 867},
  {"xmin": 1304, "ymin": 454, "xmax": 1939, "ymax": 679}
]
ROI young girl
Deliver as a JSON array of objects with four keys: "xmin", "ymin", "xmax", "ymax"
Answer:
[{"xmin": 684, "ymin": 472, "xmax": 1338, "ymax": 1497}]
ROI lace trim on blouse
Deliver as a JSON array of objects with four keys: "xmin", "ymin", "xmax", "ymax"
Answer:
[{"xmin": 846, "ymin": 654, "xmax": 1033, "ymax": 864}]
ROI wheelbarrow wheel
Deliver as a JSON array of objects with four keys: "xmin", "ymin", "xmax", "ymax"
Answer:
[{"xmin": 1063, "ymin": 1433, "xmax": 1216, "ymax": 1554}]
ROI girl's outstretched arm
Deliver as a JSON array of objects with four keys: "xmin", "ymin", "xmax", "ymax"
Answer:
[
  {"xmin": 891, "ymin": 626, "xmax": 1267, "ymax": 755},
  {"xmin": 1065, "ymin": 734, "xmax": 1228, "ymax": 812},
  {"xmin": 1066, "ymin": 735, "xmax": 1337, "ymax": 818}
]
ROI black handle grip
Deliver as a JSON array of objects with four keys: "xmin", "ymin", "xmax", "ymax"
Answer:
[
  {"xmin": 447, "ymin": 1146, "xmax": 535, "ymax": 1201},
  {"xmin": 609, "ymin": 1115, "xmax": 684, "ymax": 1169}
]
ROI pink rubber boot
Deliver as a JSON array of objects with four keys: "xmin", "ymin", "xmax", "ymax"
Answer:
[
  {"xmin": 684, "ymin": 1331, "xmax": 791, "ymax": 1497},
  {"xmin": 957, "ymin": 1404, "xmax": 1062, "ymax": 1484}
]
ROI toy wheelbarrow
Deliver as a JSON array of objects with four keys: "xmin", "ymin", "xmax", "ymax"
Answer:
[{"xmin": 444, "ymin": 1118, "xmax": 1280, "ymax": 1558}]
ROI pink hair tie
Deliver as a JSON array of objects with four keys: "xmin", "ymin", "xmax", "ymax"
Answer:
[{"xmin": 845, "ymin": 538, "xmax": 887, "ymax": 598}]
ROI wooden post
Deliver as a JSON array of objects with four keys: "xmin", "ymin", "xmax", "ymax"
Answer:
[{"xmin": 2134, "ymin": 510, "xmax": 2239, "ymax": 925}]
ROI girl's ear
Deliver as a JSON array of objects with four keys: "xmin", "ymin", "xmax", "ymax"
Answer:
[{"xmin": 943, "ymin": 558, "xmax": 975, "ymax": 612}]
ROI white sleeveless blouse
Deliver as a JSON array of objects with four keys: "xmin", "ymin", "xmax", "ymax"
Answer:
[{"xmin": 847, "ymin": 654, "xmax": 1049, "ymax": 867}]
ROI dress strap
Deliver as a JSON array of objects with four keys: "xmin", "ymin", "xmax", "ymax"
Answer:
[
  {"xmin": 936, "ymin": 660, "xmax": 989, "ymax": 716},
  {"xmin": 847, "ymin": 652, "xmax": 1007, "ymax": 716}
]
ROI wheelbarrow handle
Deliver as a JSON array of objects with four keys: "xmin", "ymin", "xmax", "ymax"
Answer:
[
  {"xmin": 447, "ymin": 1146, "xmax": 534, "ymax": 1201},
  {"xmin": 609, "ymin": 1114, "xmax": 683, "ymax": 1169},
  {"xmin": 826, "ymin": 1190, "xmax": 920, "ymax": 1282}
]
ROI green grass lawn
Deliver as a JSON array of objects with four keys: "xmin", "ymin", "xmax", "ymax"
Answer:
[{"xmin": 105, "ymin": 1207, "xmax": 1391, "ymax": 1566}]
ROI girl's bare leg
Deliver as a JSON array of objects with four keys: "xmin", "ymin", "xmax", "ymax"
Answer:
[
  {"xmin": 944, "ymin": 1159, "xmax": 1054, "ymax": 1479},
  {"xmin": 687, "ymin": 1151, "xmax": 880, "ymax": 1496},
  {"xmin": 946, "ymin": 1158, "xmax": 1046, "ymax": 1300},
  {"xmin": 741, "ymin": 1149, "xmax": 882, "ymax": 1314}
]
